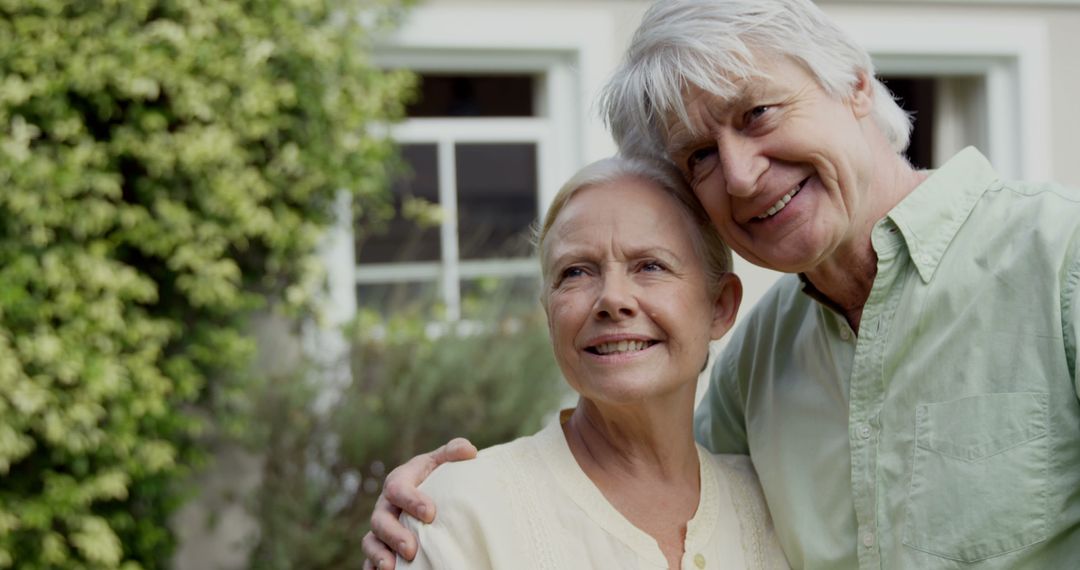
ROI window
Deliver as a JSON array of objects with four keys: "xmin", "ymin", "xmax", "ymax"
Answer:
[
  {"xmin": 355, "ymin": 72, "xmax": 557, "ymax": 320},
  {"xmin": 312, "ymin": 4, "xmax": 617, "ymax": 327},
  {"xmin": 880, "ymin": 76, "xmax": 937, "ymax": 170},
  {"xmin": 836, "ymin": 12, "xmax": 1050, "ymax": 180}
]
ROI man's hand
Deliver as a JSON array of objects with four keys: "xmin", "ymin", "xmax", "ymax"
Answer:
[{"xmin": 361, "ymin": 438, "xmax": 478, "ymax": 569}]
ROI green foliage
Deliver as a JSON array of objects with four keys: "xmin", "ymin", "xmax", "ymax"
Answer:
[
  {"xmin": 249, "ymin": 288, "xmax": 566, "ymax": 570},
  {"xmin": 0, "ymin": 0, "xmax": 414, "ymax": 568}
]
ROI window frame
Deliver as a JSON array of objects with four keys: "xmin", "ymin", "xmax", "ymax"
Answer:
[
  {"xmin": 837, "ymin": 11, "xmax": 1050, "ymax": 180},
  {"xmin": 326, "ymin": 5, "xmax": 617, "ymax": 323},
  {"xmin": 359, "ymin": 62, "xmax": 564, "ymax": 321},
  {"xmin": 360, "ymin": 116, "xmax": 553, "ymax": 320}
]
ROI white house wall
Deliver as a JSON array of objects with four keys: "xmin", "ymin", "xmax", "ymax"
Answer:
[
  {"xmin": 412, "ymin": 0, "xmax": 1079, "ymax": 184},
  {"xmin": 382, "ymin": 0, "xmax": 1080, "ymax": 324}
]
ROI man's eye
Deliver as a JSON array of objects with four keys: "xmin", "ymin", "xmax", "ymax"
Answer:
[
  {"xmin": 687, "ymin": 146, "xmax": 716, "ymax": 170},
  {"xmin": 745, "ymin": 105, "xmax": 770, "ymax": 123}
]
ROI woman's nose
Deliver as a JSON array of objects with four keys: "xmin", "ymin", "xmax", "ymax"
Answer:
[{"xmin": 593, "ymin": 274, "xmax": 637, "ymax": 320}]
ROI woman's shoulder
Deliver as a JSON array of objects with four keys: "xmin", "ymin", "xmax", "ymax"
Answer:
[
  {"xmin": 399, "ymin": 431, "xmax": 559, "ymax": 569},
  {"xmin": 700, "ymin": 452, "xmax": 768, "ymax": 515},
  {"xmin": 700, "ymin": 452, "xmax": 791, "ymax": 569},
  {"xmin": 704, "ymin": 453, "xmax": 757, "ymax": 481},
  {"xmin": 699, "ymin": 449, "xmax": 760, "ymax": 485},
  {"xmin": 418, "ymin": 430, "xmax": 547, "ymax": 503},
  {"xmin": 705, "ymin": 452, "xmax": 754, "ymax": 468}
]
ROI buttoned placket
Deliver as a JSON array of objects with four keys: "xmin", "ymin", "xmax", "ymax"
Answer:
[{"xmin": 847, "ymin": 222, "xmax": 907, "ymax": 570}]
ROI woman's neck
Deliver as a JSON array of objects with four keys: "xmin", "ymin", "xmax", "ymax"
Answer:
[
  {"xmin": 562, "ymin": 389, "xmax": 701, "ymax": 568},
  {"xmin": 563, "ymin": 396, "xmax": 699, "ymax": 481}
]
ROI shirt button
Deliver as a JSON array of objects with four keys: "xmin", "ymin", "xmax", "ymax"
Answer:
[
  {"xmin": 862, "ymin": 532, "xmax": 875, "ymax": 548},
  {"xmin": 859, "ymin": 424, "xmax": 872, "ymax": 439},
  {"xmin": 839, "ymin": 328, "xmax": 851, "ymax": 341},
  {"xmin": 694, "ymin": 553, "xmax": 706, "ymax": 568}
]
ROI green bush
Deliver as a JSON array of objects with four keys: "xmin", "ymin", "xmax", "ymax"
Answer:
[
  {"xmin": 249, "ymin": 284, "xmax": 566, "ymax": 570},
  {"xmin": 0, "ymin": 0, "xmax": 414, "ymax": 568}
]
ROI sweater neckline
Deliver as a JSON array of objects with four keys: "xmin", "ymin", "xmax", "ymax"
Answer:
[{"xmin": 532, "ymin": 409, "xmax": 723, "ymax": 566}]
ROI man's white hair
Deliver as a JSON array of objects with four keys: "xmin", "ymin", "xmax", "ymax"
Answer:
[{"xmin": 600, "ymin": 0, "xmax": 913, "ymax": 162}]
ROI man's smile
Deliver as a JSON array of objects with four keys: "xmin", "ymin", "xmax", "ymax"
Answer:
[{"xmin": 755, "ymin": 178, "xmax": 808, "ymax": 220}]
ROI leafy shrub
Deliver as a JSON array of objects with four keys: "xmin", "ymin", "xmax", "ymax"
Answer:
[
  {"xmin": 0, "ymin": 0, "xmax": 413, "ymax": 567},
  {"xmin": 249, "ymin": 284, "xmax": 566, "ymax": 570}
]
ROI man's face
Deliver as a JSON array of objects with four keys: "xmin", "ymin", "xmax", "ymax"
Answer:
[{"xmin": 664, "ymin": 56, "xmax": 877, "ymax": 274}]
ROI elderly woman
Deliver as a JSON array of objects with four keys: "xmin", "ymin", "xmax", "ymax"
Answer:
[{"xmin": 395, "ymin": 156, "xmax": 788, "ymax": 570}]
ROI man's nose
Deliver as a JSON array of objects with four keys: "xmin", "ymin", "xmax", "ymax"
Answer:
[
  {"xmin": 593, "ymin": 273, "xmax": 637, "ymax": 321},
  {"xmin": 717, "ymin": 132, "xmax": 766, "ymax": 197}
]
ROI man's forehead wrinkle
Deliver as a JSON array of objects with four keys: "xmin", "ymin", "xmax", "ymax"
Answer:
[
  {"xmin": 646, "ymin": 42, "xmax": 755, "ymax": 136},
  {"xmin": 638, "ymin": 44, "xmax": 782, "ymax": 161},
  {"xmin": 662, "ymin": 81, "xmax": 748, "ymax": 154}
]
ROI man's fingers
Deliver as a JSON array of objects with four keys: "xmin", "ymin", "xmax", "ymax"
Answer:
[
  {"xmin": 370, "ymin": 493, "xmax": 417, "ymax": 560},
  {"xmin": 384, "ymin": 438, "xmax": 474, "ymax": 523},
  {"xmin": 393, "ymin": 439, "xmax": 476, "ymax": 522},
  {"xmin": 382, "ymin": 474, "xmax": 436, "ymax": 524},
  {"xmin": 362, "ymin": 529, "xmax": 399, "ymax": 569},
  {"xmin": 371, "ymin": 438, "xmax": 477, "ymax": 561},
  {"xmin": 432, "ymin": 437, "xmax": 478, "ymax": 465}
]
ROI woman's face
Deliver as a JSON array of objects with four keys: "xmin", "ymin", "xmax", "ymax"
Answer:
[{"xmin": 542, "ymin": 177, "xmax": 739, "ymax": 405}]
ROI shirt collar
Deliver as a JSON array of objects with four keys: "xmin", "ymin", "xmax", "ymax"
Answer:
[
  {"xmin": 797, "ymin": 273, "xmax": 848, "ymax": 315},
  {"xmin": 886, "ymin": 146, "xmax": 1000, "ymax": 283}
]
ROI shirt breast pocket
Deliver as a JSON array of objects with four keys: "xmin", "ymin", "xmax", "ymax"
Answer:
[{"xmin": 903, "ymin": 392, "xmax": 1049, "ymax": 563}]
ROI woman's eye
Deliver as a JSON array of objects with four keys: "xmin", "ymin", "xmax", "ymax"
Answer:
[
  {"xmin": 641, "ymin": 261, "xmax": 665, "ymax": 272},
  {"xmin": 560, "ymin": 266, "xmax": 586, "ymax": 280}
]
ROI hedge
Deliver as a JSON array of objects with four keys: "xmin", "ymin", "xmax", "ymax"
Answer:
[
  {"xmin": 0, "ymin": 0, "xmax": 414, "ymax": 567},
  {"xmin": 249, "ymin": 283, "xmax": 566, "ymax": 569}
]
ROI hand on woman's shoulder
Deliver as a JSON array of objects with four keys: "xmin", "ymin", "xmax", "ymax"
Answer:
[
  {"xmin": 417, "ymin": 437, "xmax": 523, "ymax": 503},
  {"xmin": 398, "ymin": 438, "xmax": 532, "ymax": 570}
]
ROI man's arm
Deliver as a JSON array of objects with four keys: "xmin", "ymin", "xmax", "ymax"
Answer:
[
  {"xmin": 1067, "ymin": 252, "xmax": 1080, "ymax": 401},
  {"xmin": 694, "ymin": 340, "xmax": 750, "ymax": 455},
  {"xmin": 361, "ymin": 438, "xmax": 477, "ymax": 570}
]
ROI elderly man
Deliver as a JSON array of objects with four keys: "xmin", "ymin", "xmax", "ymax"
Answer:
[{"xmin": 363, "ymin": 0, "xmax": 1080, "ymax": 568}]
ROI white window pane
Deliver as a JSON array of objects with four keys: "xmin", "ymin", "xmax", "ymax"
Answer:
[
  {"xmin": 357, "ymin": 144, "xmax": 441, "ymax": 264},
  {"xmin": 456, "ymin": 143, "xmax": 538, "ymax": 260},
  {"xmin": 880, "ymin": 76, "xmax": 938, "ymax": 169}
]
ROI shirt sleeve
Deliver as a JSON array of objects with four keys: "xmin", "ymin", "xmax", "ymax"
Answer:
[
  {"xmin": 695, "ymin": 340, "xmax": 750, "ymax": 455},
  {"xmin": 1066, "ymin": 251, "xmax": 1080, "ymax": 401}
]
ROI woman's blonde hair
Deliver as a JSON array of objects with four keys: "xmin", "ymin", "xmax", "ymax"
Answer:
[{"xmin": 534, "ymin": 155, "xmax": 732, "ymax": 299}]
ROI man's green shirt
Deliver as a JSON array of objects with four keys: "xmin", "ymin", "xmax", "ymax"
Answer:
[{"xmin": 695, "ymin": 148, "xmax": 1080, "ymax": 569}]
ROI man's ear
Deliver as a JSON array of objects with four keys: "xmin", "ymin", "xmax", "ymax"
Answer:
[
  {"xmin": 710, "ymin": 272, "xmax": 742, "ymax": 341},
  {"xmin": 849, "ymin": 70, "xmax": 875, "ymax": 119}
]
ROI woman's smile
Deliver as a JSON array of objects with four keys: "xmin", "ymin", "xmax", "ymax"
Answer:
[{"xmin": 541, "ymin": 176, "xmax": 729, "ymax": 405}]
